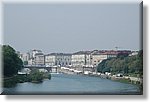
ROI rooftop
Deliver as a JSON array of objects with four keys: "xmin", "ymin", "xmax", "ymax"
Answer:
[{"xmin": 45, "ymin": 53, "xmax": 72, "ymax": 56}]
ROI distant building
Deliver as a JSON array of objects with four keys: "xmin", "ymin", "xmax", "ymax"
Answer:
[
  {"xmin": 34, "ymin": 53, "xmax": 45, "ymax": 66},
  {"xmin": 91, "ymin": 51, "xmax": 118, "ymax": 67},
  {"xmin": 45, "ymin": 53, "xmax": 72, "ymax": 67},
  {"xmin": 28, "ymin": 59, "xmax": 33, "ymax": 65},
  {"xmin": 19, "ymin": 49, "xmax": 132, "ymax": 67},
  {"xmin": 27, "ymin": 49, "xmax": 44, "ymax": 65},
  {"xmin": 45, "ymin": 54, "xmax": 56, "ymax": 67},
  {"xmin": 91, "ymin": 50, "xmax": 131, "ymax": 67},
  {"xmin": 71, "ymin": 51, "xmax": 92, "ymax": 67},
  {"xmin": 31, "ymin": 49, "xmax": 42, "ymax": 58},
  {"xmin": 20, "ymin": 53, "xmax": 30, "ymax": 63},
  {"xmin": 55, "ymin": 53, "xmax": 72, "ymax": 67},
  {"xmin": 71, "ymin": 54, "xmax": 85, "ymax": 67}
]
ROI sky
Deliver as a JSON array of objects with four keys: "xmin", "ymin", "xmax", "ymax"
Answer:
[{"xmin": 3, "ymin": 3, "xmax": 142, "ymax": 53}]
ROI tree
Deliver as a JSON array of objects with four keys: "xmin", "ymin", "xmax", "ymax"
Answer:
[
  {"xmin": 28, "ymin": 69, "xmax": 44, "ymax": 82},
  {"xmin": 23, "ymin": 61, "xmax": 28, "ymax": 65},
  {"xmin": 97, "ymin": 50, "xmax": 143, "ymax": 76},
  {"xmin": 97, "ymin": 59, "xmax": 107, "ymax": 72},
  {"xmin": 3, "ymin": 45, "xmax": 23, "ymax": 77},
  {"xmin": 102, "ymin": 67, "xmax": 110, "ymax": 73}
]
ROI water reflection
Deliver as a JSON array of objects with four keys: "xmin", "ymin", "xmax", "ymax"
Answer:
[{"xmin": 3, "ymin": 74, "xmax": 141, "ymax": 95}]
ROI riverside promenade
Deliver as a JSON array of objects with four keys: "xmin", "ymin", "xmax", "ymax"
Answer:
[{"xmin": 59, "ymin": 66, "xmax": 143, "ymax": 85}]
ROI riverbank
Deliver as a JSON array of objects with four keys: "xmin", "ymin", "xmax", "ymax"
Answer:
[
  {"xmin": 2, "ymin": 74, "xmax": 141, "ymax": 95},
  {"xmin": 61, "ymin": 69, "xmax": 142, "ymax": 86},
  {"xmin": 3, "ymin": 72, "xmax": 51, "ymax": 88},
  {"xmin": 73, "ymin": 72, "xmax": 142, "ymax": 94}
]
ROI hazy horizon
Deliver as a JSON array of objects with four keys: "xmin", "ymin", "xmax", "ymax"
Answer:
[{"xmin": 4, "ymin": 3, "xmax": 142, "ymax": 54}]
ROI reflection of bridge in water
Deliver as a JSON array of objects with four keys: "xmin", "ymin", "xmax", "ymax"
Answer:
[{"xmin": 23, "ymin": 65, "xmax": 59, "ymax": 73}]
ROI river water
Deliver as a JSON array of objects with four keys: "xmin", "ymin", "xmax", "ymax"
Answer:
[{"xmin": 3, "ymin": 74, "xmax": 141, "ymax": 95}]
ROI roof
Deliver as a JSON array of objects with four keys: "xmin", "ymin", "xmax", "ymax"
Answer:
[
  {"xmin": 73, "ymin": 51, "xmax": 92, "ymax": 55},
  {"xmin": 92, "ymin": 50, "xmax": 131, "ymax": 55},
  {"xmin": 45, "ymin": 53, "xmax": 72, "ymax": 56},
  {"xmin": 32, "ymin": 49, "xmax": 42, "ymax": 52},
  {"xmin": 35, "ymin": 53, "xmax": 44, "ymax": 56}
]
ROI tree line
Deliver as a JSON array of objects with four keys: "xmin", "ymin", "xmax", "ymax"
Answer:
[
  {"xmin": 97, "ymin": 50, "xmax": 143, "ymax": 77},
  {"xmin": 2, "ymin": 45, "xmax": 23, "ymax": 77},
  {"xmin": 2, "ymin": 45, "xmax": 51, "ymax": 87}
]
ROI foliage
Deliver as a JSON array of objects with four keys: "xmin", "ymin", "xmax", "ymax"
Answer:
[
  {"xmin": 28, "ymin": 69, "xmax": 44, "ymax": 82},
  {"xmin": 23, "ymin": 61, "xmax": 28, "ymax": 65},
  {"xmin": 4, "ymin": 71, "xmax": 52, "ymax": 87},
  {"xmin": 3, "ymin": 45, "xmax": 23, "ymax": 77},
  {"xmin": 97, "ymin": 50, "xmax": 143, "ymax": 77}
]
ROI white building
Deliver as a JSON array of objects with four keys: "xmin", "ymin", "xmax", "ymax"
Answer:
[
  {"xmin": 20, "ymin": 53, "xmax": 30, "ymax": 64},
  {"xmin": 45, "ymin": 53, "xmax": 72, "ymax": 67},
  {"xmin": 27, "ymin": 49, "xmax": 43, "ymax": 65},
  {"xmin": 55, "ymin": 53, "xmax": 72, "ymax": 67},
  {"xmin": 34, "ymin": 53, "xmax": 45, "ymax": 66},
  {"xmin": 91, "ymin": 51, "xmax": 118, "ymax": 67},
  {"xmin": 45, "ymin": 54, "xmax": 56, "ymax": 67},
  {"xmin": 71, "ymin": 51, "xmax": 92, "ymax": 67},
  {"xmin": 32, "ymin": 49, "xmax": 42, "ymax": 58},
  {"xmin": 28, "ymin": 59, "xmax": 33, "ymax": 65}
]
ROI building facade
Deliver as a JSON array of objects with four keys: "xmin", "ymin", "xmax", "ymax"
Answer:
[
  {"xmin": 34, "ymin": 53, "xmax": 45, "ymax": 66},
  {"xmin": 27, "ymin": 49, "xmax": 44, "ymax": 65},
  {"xmin": 45, "ymin": 53, "xmax": 72, "ymax": 67},
  {"xmin": 55, "ymin": 53, "xmax": 72, "ymax": 67},
  {"xmin": 71, "ymin": 51, "xmax": 92, "ymax": 67},
  {"xmin": 91, "ymin": 53, "xmax": 117, "ymax": 67},
  {"xmin": 91, "ymin": 50, "xmax": 131, "ymax": 67},
  {"xmin": 45, "ymin": 54, "xmax": 56, "ymax": 67},
  {"xmin": 20, "ymin": 53, "xmax": 30, "ymax": 65}
]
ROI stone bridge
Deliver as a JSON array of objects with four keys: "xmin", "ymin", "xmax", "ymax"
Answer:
[{"xmin": 23, "ymin": 65, "xmax": 59, "ymax": 73}]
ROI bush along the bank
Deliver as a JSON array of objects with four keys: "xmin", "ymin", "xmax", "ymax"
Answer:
[
  {"xmin": 28, "ymin": 69, "xmax": 44, "ymax": 83},
  {"xmin": 97, "ymin": 50, "xmax": 143, "ymax": 77},
  {"xmin": 4, "ymin": 69, "xmax": 51, "ymax": 87},
  {"xmin": 22, "ymin": 69, "xmax": 51, "ymax": 83}
]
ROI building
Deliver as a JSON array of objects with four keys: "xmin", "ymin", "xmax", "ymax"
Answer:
[
  {"xmin": 34, "ymin": 53, "xmax": 45, "ymax": 66},
  {"xmin": 27, "ymin": 49, "xmax": 43, "ymax": 65},
  {"xmin": 71, "ymin": 51, "xmax": 92, "ymax": 67},
  {"xmin": 20, "ymin": 53, "xmax": 30, "ymax": 64},
  {"xmin": 45, "ymin": 54, "xmax": 56, "ymax": 67},
  {"xmin": 45, "ymin": 53, "xmax": 72, "ymax": 67},
  {"xmin": 31, "ymin": 49, "xmax": 42, "ymax": 58},
  {"xmin": 91, "ymin": 51, "xmax": 118, "ymax": 67},
  {"xmin": 28, "ymin": 59, "xmax": 33, "ymax": 65},
  {"xmin": 55, "ymin": 53, "xmax": 72, "ymax": 67},
  {"xmin": 91, "ymin": 50, "xmax": 131, "ymax": 67}
]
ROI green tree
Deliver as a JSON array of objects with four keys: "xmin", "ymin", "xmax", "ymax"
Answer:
[
  {"xmin": 102, "ymin": 67, "xmax": 110, "ymax": 73},
  {"xmin": 97, "ymin": 59, "xmax": 107, "ymax": 72},
  {"xmin": 3, "ymin": 45, "xmax": 23, "ymax": 77},
  {"xmin": 28, "ymin": 69, "xmax": 44, "ymax": 82},
  {"xmin": 97, "ymin": 50, "xmax": 143, "ymax": 76},
  {"xmin": 23, "ymin": 61, "xmax": 28, "ymax": 65}
]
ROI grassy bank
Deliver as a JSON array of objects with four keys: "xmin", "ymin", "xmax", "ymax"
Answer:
[{"xmin": 110, "ymin": 77, "xmax": 143, "ymax": 94}]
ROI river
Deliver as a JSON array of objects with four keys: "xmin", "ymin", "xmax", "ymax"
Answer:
[{"xmin": 2, "ymin": 74, "xmax": 141, "ymax": 95}]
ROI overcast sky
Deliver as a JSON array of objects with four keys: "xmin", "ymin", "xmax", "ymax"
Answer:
[{"xmin": 4, "ymin": 3, "xmax": 141, "ymax": 53}]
